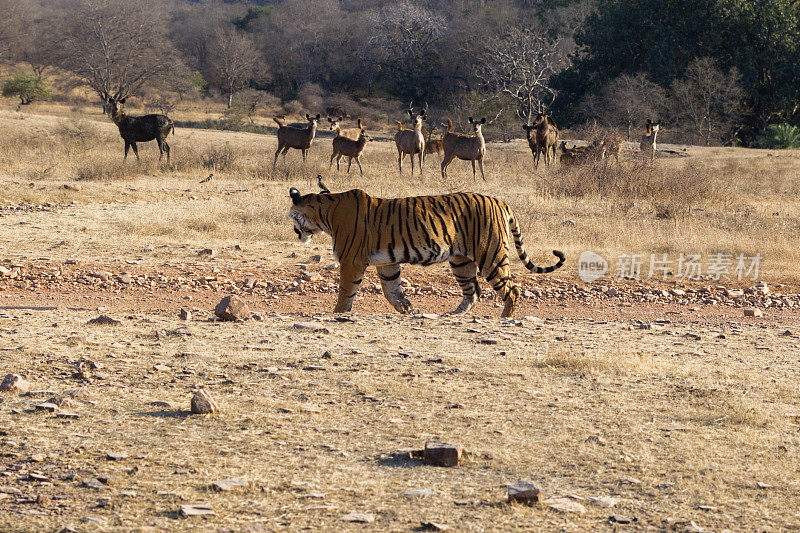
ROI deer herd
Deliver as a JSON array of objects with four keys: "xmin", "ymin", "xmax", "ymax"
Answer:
[{"xmin": 104, "ymin": 98, "xmax": 663, "ymax": 179}]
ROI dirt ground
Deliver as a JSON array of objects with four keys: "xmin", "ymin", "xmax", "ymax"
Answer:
[{"xmin": 1, "ymin": 105, "xmax": 799, "ymax": 531}]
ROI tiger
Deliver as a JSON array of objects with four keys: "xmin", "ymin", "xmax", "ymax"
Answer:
[{"xmin": 288, "ymin": 185, "xmax": 565, "ymax": 317}]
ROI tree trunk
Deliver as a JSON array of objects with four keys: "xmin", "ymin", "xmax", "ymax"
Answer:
[{"xmin": 227, "ymin": 92, "xmax": 233, "ymax": 109}]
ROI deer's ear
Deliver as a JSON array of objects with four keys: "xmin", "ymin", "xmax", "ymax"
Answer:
[
  {"xmin": 407, "ymin": 109, "xmax": 413, "ymax": 117},
  {"xmin": 327, "ymin": 117, "xmax": 333, "ymax": 123},
  {"xmin": 306, "ymin": 114, "xmax": 311, "ymax": 120},
  {"xmin": 119, "ymin": 97, "xmax": 126, "ymax": 104},
  {"xmin": 290, "ymin": 188, "xmax": 302, "ymax": 205},
  {"xmin": 468, "ymin": 117, "xmax": 474, "ymax": 123},
  {"xmin": 315, "ymin": 114, "xmax": 321, "ymax": 120},
  {"xmin": 480, "ymin": 118, "xmax": 486, "ymax": 124}
]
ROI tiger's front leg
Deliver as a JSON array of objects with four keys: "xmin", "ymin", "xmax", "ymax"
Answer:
[
  {"xmin": 377, "ymin": 264, "xmax": 414, "ymax": 314},
  {"xmin": 334, "ymin": 263, "xmax": 367, "ymax": 313},
  {"xmin": 448, "ymin": 256, "xmax": 480, "ymax": 314}
]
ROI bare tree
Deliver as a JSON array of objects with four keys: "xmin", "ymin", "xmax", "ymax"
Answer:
[
  {"xmin": 476, "ymin": 27, "xmax": 567, "ymax": 123},
  {"xmin": 670, "ymin": 57, "xmax": 745, "ymax": 145},
  {"xmin": 0, "ymin": 0, "xmax": 24, "ymax": 59},
  {"xmin": 205, "ymin": 26, "xmax": 263, "ymax": 109},
  {"xmin": 590, "ymin": 73, "xmax": 667, "ymax": 140},
  {"xmin": 57, "ymin": 0, "xmax": 180, "ymax": 101}
]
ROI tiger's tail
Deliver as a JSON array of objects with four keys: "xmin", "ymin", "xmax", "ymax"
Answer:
[{"xmin": 508, "ymin": 211, "xmax": 565, "ymax": 273}]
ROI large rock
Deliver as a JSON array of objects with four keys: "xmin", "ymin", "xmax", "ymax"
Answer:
[
  {"xmin": 214, "ymin": 295, "xmax": 250, "ymax": 321},
  {"xmin": 191, "ymin": 389, "xmax": 219, "ymax": 414},
  {"xmin": 508, "ymin": 482, "xmax": 543, "ymax": 505},
  {"xmin": 0, "ymin": 374, "xmax": 30, "ymax": 394},
  {"xmin": 423, "ymin": 441, "xmax": 462, "ymax": 467}
]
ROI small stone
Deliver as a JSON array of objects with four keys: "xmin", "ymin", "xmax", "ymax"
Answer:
[
  {"xmin": 0, "ymin": 486, "xmax": 22, "ymax": 495},
  {"xmin": 609, "ymin": 514, "xmax": 633, "ymax": 524},
  {"xmin": 47, "ymin": 396, "xmax": 76, "ymax": 409},
  {"xmin": 106, "ymin": 452, "xmax": 128, "ymax": 461},
  {"xmin": 757, "ymin": 482, "xmax": 772, "ymax": 489},
  {"xmin": 64, "ymin": 184, "xmax": 82, "ymax": 191},
  {"xmin": 309, "ymin": 254, "xmax": 321, "ymax": 263},
  {"xmin": 179, "ymin": 503, "xmax": 215, "ymax": 517},
  {"xmin": 403, "ymin": 488, "xmax": 437, "ymax": 498},
  {"xmin": 620, "ymin": 477, "xmax": 642, "ymax": 485},
  {"xmin": 508, "ymin": 482, "xmax": 543, "ymax": 505},
  {"xmin": 744, "ymin": 308, "xmax": 763, "ymax": 317},
  {"xmin": 0, "ymin": 374, "xmax": 30, "ymax": 394},
  {"xmin": 87, "ymin": 315, "xmax": 121, "ymax": 326},
  {"xmin": 339, "ymin": 512, "xmax": 374, "ymax": 523},
  {"xmin": 81, "ymin": 478, "xmax": 107, "ymax": 490},
  {"xmin": 179, "ymin": 309, "xmax": 191, "ymax": 321},
  {"xmin": 198, "ymin": 248, "xmax": 215, "ymax": 256},
  {"xmin": 211, "ymin": 478, "xmax": 247, "ymax": 492},
  {"xmin": 30, "ymin": 454, "xmax": 47, "ymax": 463},
  {"xmin": 118, "ymin": 273, "xmax": 133, "ymax": 284},
  {"xmin": 544, "ymin": 497, "xmax": 586, "ymax": 514},
  {"xmin": 191, "ymin": 389, "xmax": 219, "ymax": 414},
  {"xmin": 35, "ymin": 402, "xmax": 59, "ymax": 412},
  {"xmin": 214, "ymin": 295, "xmax": 250, "ymax": 321},
  {"xmin": 120, "ymin": 491, "xmax": 137, "ymax": 498},
  {"xmin": 752, "ymin": 282, "xmax": 769, "ymax": 295},
  {"xmin": 56, "ymin": 412, "xmax": 80, "ymax": 420},
  {"xmin": 423, "ymin": 441, "xmax": 462, "ymax": 467},
  {"xmin": 587, "ymin": 496, "xmax": 619, "ymax": 508},
  {"xmin": 420, "ymin": 522, "xmax": 449, "ymax": 531}
]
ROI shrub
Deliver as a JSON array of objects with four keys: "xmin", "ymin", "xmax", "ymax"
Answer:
[
  {"xmin": 2, "ymin": 73, "xmax": 52, "ymax": 105},
  {"xmin": 755, "ymin": 123, "xmax": 800, "ymax": 149},
  {"xmin": 201, "ymin": 144, "xmax": 238, "ymax": 171}
]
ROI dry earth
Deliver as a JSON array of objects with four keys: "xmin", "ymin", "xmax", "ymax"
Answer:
[{"xmin": 0, "ymin": 104, "xmax": 799, "ymax": 532}]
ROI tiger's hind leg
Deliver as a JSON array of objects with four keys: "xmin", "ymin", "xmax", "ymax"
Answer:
[
  {"xmin": 334, "ymin": 263, "xmax": 367, "ymax": 313},
  {"xmin": 448, "ymin": 256, "xmax": 480, "ymax": 314},
  {"xmin": 481, "ymin": 252, "xmax": 519, "ymax": 317},
  {"xmin": 377, "ymin": 264, "xmax": 414, "ymax": 314}
]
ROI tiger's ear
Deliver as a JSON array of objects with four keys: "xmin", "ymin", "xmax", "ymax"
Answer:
[{"xmin": 289, "ymin": 187, "xmax": 302, "ymax": 205}]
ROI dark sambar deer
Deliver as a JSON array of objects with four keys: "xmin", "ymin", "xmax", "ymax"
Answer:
[{"xmin": 106, "ymin": 97, "xmax": 174, "ymax": 163}]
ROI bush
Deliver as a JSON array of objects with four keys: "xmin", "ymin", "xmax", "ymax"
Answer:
[
  {"xmin": 200, "ymin": 144, "xmax": 238, "ymax": 171},
  {"xmin": 2, "ymin": 73, "xmax": 52, "ymax": 105},
  {"xmin": 755, "ymin": 123, "xmax": 800, "ymax": 149}
]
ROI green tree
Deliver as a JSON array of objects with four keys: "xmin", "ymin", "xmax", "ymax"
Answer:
[{"xmin": 2, "ymin": 73, "xmax": 51, "ymax": 106}]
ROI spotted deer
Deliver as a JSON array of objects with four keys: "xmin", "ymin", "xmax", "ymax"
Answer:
[
  {"xmin": 327, "ymin": 117, "xmax": 363, "ymax": 141},
  {"xmin": 273, "ymin": 113, "xmax": 320, "ymax": 167},
  {"xmin": 441, "ymin": 117, "xmax": 486, "ymax": 181},
  {"xmin": 394, "ymin": 102, "xmax": 426, "ymax": 176}
]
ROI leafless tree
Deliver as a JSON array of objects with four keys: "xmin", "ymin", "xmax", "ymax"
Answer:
[
  {"xmin": 0, "ymin": 0, "xmax": 24, "ymax": 59},
  {"xmin": 205, "ymin": 26, "xmax": 264, "ymax": 109},
  {"xmin": 670, "ymin": 57, "xmax": 745, "ymax": 146},
  {"xmin": 476, "ymin": 27, "xmax": 567, "ymax": 124},
  {"xmin": 56, "ymin": 0, "xmax": 180, "ymax": 102},
  {"xmin": 590, "ymin": 73, "xmax": 667, "ymax": 140}
]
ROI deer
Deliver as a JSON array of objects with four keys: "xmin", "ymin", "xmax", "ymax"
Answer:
[
  {"xmin": 105, "ymin": 97, "xmax": 174, "ymax": 163},
  {"xmin": 330, "ymin": 125, "xmax": 371, "ymax": 175},
  {"xmin": 522, "ymin": 112, "xmax": 559, "ymax": 169},
  {"xmin": 273, "ymin": 113, "xmax": 320, "ymax": 168},
  {"xmin": 327, "ymin": 117, "xmax": 363, "ymax": 141},
  {"xmin": 423, "ymin": 123, "xmax": 445, "ymax": 161},
  {"xmin": 640, "ymin": 119, "xmax": 661, "ymax": 161},
  {"xmin": 559, "ymin": 140, "xmax": 604, "ymax": 167},
  {"xmin": 441, "ymin": 117, "xmax": 487, "ymax": 182},
  {"xmin": 601, "ymin": 134, "xmax": 625, "ymax": 164},
  {"xmin": 394, "ymin": 102, "xmax": 426, "ymax": 176}
]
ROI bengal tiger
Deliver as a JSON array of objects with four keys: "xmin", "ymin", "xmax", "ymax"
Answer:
[{"xmin": 288, "ymin": 185, "xmax": 565, "ymax": 317}]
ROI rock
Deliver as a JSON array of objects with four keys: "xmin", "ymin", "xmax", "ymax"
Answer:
[
  {"xmin": 197, "ymin": 248, "xmax": 215, "ymax": 257},
  {"xmin": 543, "ymin": 497, "xmax": 586, "ymax": 514},
  {"xmin": 191, "ymin": 389, "xmax": 219, "ymax": 414},
  {"xmin": 301, "ymin": 272, "xmax": 322, "ymax": 282},
  {"xmin": 508, "ymin": 482, "xmax": 543, "ymax": 505},
  {"xmin": 35, "ymin": 402, "xmax": 59, "ymax": 412},
  {"xmin": 309, "ymin": 254, "xmax": 321, "ymax": 263},
  {"xmin": 87, "ymin": 315, "xmax": 121, "ymax": 326},
  {"xmin": 179, "ymin": 503, "xmax": 215, "ymax": 517},
  {"xmin": 81, "ymin": 478, "xmax": 107, "ymax": 490},
  {"xmin": 214, "ymin": 295, "xmax": 250, "ymax": 321},
  {"xmin": 587, "ymin": 496, "xmax": 619, "ymax": 508},
  {"xmin": 47, "ymin": 396, "xmax": 76, "ymax": 409},
  {"xmin": 743, "ymin": 308, "xmax": 763, "ymax": 317},
  {"xmin": 292, "ymin": 322, "xmax": 330, "ymax": 333},
  {"xmin": 0, "ymin": 486, "xmax": 22, "ymax": 495},
  {"xmin": 339, "ymin": 512, "xmax": 374, "ymax": 523},
  {"xmin": 56, "ymin": 412, "xmax": 80, "ymax": 419},
  {"xmin": 179, "ymin": 308, "xmax": 191, "ymax": 321},
  {"xmin": 609, "ymin": 514, "xmax": 633, "ymax": 524},
  {"xmin": 106, "ymin": 452, "xmax": 128, "ymax": 461},
  {"xmin": 0, "ymin": 374, "xmax": 30, "ymax": 394},
  {"xmin": 403, "ymin": 488, "xmax": 437, "ymax": 498},
  {"xmin": 63, "ymin": 184, "xmax": 82, "ymax": 191},
  {"xmin": 752, "ymin": 282, "xmax": 769, "ymax": 295},
  {"xmin": 420, "ymin": 522, "xmax": 449, "ymax": 531},
  {"xmin": 211, "ymin": 478, "xmax": 247, "ymax": 492},
  {"xmin": 423, "ymin": 441, "xmax": 462, "ymax": 467},
  {"xmin": 118, "ymin": 273, "xmax": 133, "ymax": 284}
]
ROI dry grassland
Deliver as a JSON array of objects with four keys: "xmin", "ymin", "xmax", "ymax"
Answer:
[{"xmin": 0, "ymin": 100, "xmax": 799, "ymax": 532}]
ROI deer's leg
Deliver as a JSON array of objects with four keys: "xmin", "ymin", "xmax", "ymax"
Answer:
[
  {"xmin": 471, "ymin": 160, "xmax": 476, "ymax": 182},
  {"xmin": 162, "ymin": 139, "xmax": 170, "ymax": 164},
  {"xmin": 130, "ymin": 143, "xmax": 140, "ymax": 162},
  {"xmin": 124, "ymin": 141, "xmax": 130, "ymax": 160},
  {"xmin": 302, "ymin": 149, "xmax": 307, "ymax": 163},
  {"xmin": 156, "ymin": 138, "xmax": 164, "ymax": 161},
  {"xmin": 329, "ymin": 151, "xmax": 336, "ymax": 169},
  {"xmin": 274, "ymin": 144, "xmax": 282, "ymax": 168},
  {"xmin": 478, "ymin": 159, "xmax": 486, "ymax": 181},
  {"xmin": 417, "ymin": 152, "xmax": 423, "ymax": 176},
  {"xmin": 410, "ymin": 151, "xmax": 415, "ymax": 176},
  {"xmin": 377, "ymin": 264, "xmax": 414, "ymax": 314},
  {"xmin": 441, "ymin": 153, "xmax": 455, "ymax": 178},
  {"xmin": 334, "ymin": 263, "xmax": 367, "ymax": 313},
  {"xmin": 448, "ymin": 256, "xmax": 480, "ymax": 314},
  {"xmin": 336, "ymin": 154, "xmax": 342, "ymax": 172},
  {"xmin": 397, "ymin": 151, "xmax": 403, "ymax": 174},
  {"xmin": 355, "ymin": 157, "xmax": 363, "ymax": 176},
  {"xmin": 346, "ymin": 157, "xmax": 352, "ymax": 174}
]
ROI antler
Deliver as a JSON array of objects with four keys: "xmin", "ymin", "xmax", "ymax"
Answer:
[{"xmin": 422, "ymin": 101, "xmax": 429, "ymax": 116}]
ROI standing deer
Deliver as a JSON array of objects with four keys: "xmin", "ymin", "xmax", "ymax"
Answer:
[
  {"xmin": 327, "ymin": 117, "xmax": 363, "ymax": 141},
  {"xmin": 105, "ymin": 97, "xmax": 174, "ymax": 163},
  {"xmin": 523, "ymin": 113, "xmax": 559, "ymax": 169},
  {"xmin": 394, "ymin": 102, "xmax": 426, "ymax": 176},
  {"xmin": 601, "ymin": 134, "xmax": 625, "ymax": 164},
  {"xmin": 441, "ymin": 117, "xmax": 487, "ymax": 182},
  {"xmin": 273, "ymin": 113, "xmax": 320, "ymax": 168},
  {"xmin": 423, "ymin": 123, "xmax": 444, "ymax": 161},
  {"xmin": 640, "ymin": 119, "xmax": 661, "ymax": 161},
  {"xmin": 330, "ymin": 126, "xmax": 370, "ymax": 175}
]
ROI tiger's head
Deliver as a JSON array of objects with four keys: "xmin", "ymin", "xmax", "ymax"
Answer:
[{"xmin": 289, "ymin": 187, "xmax": 329, "ymax": 243}]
